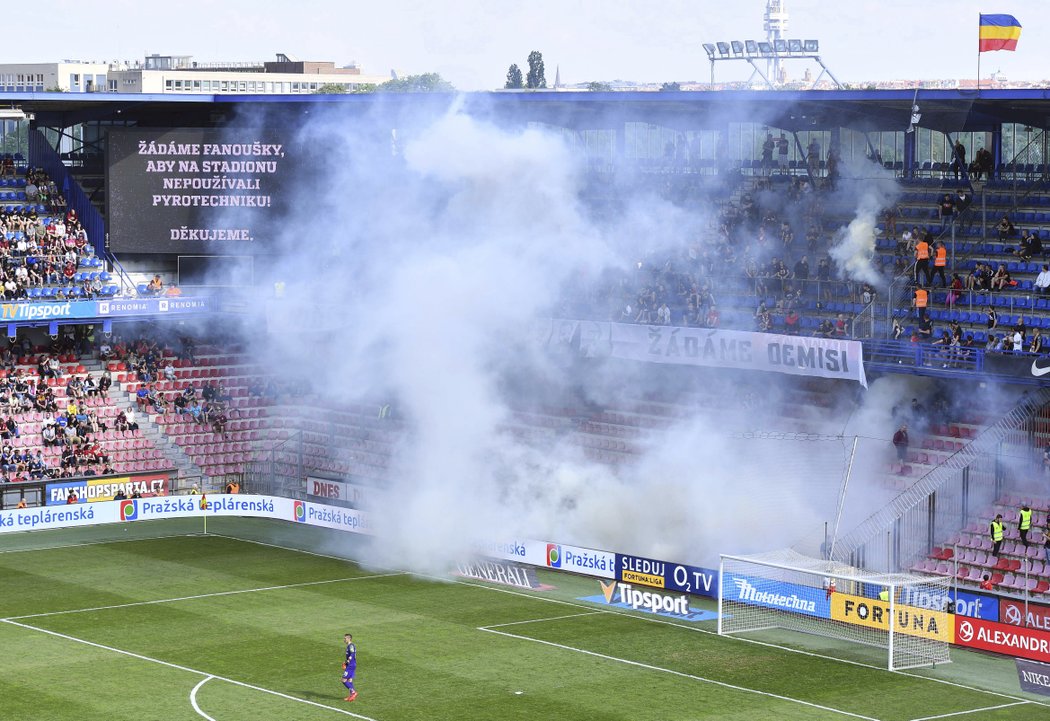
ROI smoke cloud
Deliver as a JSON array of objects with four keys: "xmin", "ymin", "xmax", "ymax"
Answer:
[
  {"xmin": 240, "ymin": 100, "xmax": 916, "ymax": 573},
  {"xmin": 827, "ymin": 156, "xmax": 901, "ymax": 287}
]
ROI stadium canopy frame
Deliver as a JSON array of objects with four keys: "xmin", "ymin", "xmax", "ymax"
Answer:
[{"xmin": 10, "ymin": 88, "xmax": 1050, "ymax": 136}]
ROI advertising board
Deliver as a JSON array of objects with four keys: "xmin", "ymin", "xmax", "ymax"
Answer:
[
  {"xmin": 830, "ymin": 592, "xmax": 954, "ymax": 643},
  {"xmin": 955, "ymin": 616, "xmax": 1050, "ymax": 663},
  {"xmin": 616, "ymin": 553, "xmax": 719, "ymax": 598}
]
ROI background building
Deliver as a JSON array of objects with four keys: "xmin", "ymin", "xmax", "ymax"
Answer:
[{"xmin": 0, "ymin": 53, "xmax": 391, "ymax": 94}]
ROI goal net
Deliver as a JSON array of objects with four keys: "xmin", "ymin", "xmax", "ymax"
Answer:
[{"xmin": 718, "ymin": 549, "xmax": 952, "ymax": 670}]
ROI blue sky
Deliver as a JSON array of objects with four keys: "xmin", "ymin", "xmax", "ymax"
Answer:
[{"xmin": 11, "ymin": 0, "xmax": 1046, "ymax": 90}]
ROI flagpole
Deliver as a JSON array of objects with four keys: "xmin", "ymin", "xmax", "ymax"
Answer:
[{"xmin": 977, "ymin": 14, "xmax": 981, "ymax": 92}]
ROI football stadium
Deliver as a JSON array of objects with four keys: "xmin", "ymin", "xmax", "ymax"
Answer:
[{"xmin": 8, "ymin": 13, "xmax": 1050, "ymax": 721}]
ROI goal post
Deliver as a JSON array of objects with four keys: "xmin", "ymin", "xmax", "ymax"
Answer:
[{"xmin": 718, "ymin": 549, "xmax": 952, "ymax": 670}]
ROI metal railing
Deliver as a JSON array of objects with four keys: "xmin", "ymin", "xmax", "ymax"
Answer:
[{"xmin": 831, "ymin": 388, "xmax": 1050, "ymax": 573}]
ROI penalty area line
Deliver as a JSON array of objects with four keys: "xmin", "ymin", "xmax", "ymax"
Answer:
[
  {"xmin": 908, "ymin": 700, "xmax": 1032, "ymax": 720},
  {"xmin": 479, "ymin": 626, "xmax": 879, "ymax": 721},
  {"xmin": 216, "ymin": 534, "xmax": 1050, "ymax": 710},
  {"xmin": 4, "ymin": 571, "xmax": 406, "ymax": 621},
  {"xmin": 480, "ymin": 611, "xmax": 603, "ymax": 629},
  {"xmin": 0, "ymin": 532, "xmax": 202, "ymax": 554},
  {"xmin": 1, "ymin": 619, "xmax": 379, "ymax": 721}
]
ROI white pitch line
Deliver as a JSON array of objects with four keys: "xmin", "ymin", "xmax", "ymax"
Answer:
[
  {"xmin": 0, "ymin": 532, "xmax": 201, "ymax": 554},
  {"xmin": 908, "ymin": 700, "xmax": 1031, "ymax": 720},
  {"xmin": 190, "ymin": 676, "xmax": 217, "ymax": 721},
  {"xmin": 481, "ymin": 611, "xmax": 603, "ymax": 629},
  {"xmin": 2, "ymin": 619, "xmax": 378, "ymax": 721},
  {"xmin": 480, "ymin": 626, "xmax": 880, "ymax": 721},
  {"xmin": 215, "ymin": 534, "xmax": 1050, "ymax": 709},
  {"xmin": 3, "ymin": 571, "xmax": 405, "ymax": 621}
]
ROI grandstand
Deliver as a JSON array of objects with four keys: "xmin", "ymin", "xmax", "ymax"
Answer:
[{"xmin": 1, "ymin": 88, "xmax": 1050, "ymax": 614}]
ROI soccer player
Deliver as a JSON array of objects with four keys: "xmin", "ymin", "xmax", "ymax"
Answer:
[{"xmin": 341, "ymin": 633, "xmax": 357, "ymax": 702}]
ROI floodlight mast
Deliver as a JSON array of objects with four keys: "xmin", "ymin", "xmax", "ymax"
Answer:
[
  {"xmin": 702, "ymin": 0, "xmax": 842, "ymax": 89},
  {"xmin": 763, "ymin": 0, "xmax": 789, "ymax": 83}
]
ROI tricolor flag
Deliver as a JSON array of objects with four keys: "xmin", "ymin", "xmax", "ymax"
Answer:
[
  {"xmin": 979, "ymin": 14, "xmax": 1022, "ymax": 52},
  {"xmin": 199, "ymin": 493, "xmax": 208, "ymax": 510}
]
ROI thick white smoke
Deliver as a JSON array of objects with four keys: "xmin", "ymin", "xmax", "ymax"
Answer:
[
  {"xmin": 248, "ymin": 102, "xmax": 912, "ymax": 572},
  {"xmin": 827, "ymin": 156, "xmax": 901, "ymax": 287}
]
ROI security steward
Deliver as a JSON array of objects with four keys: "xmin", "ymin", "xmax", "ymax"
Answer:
[
  {"xmin": 991, "ymin": 513, "xmax": 1005, "ymax": 557},
  {"xmin": 1020, "ymin": 504, "xmax": 1033, "ymax": 548}
]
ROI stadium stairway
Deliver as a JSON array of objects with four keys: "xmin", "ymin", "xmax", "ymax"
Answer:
[{"xmin": 103, "ymin": 383, "xmax": 206, "ymax": 487}]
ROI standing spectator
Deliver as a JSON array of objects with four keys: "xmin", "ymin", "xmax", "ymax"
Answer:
[
  {"xmin": 655, "ymin": 302, "xmax": 671, "ymax": 325},
  {"xmin": 990, "ymin": 513, "xmax": 1005, "ymax": 557},
  {"xmin": 704, "ymin": 304, "xmax": 720, "ymax": 328},
  {"xmin": 914, "ymin": 235, "xmax": 931, "ymax": 287},
  {"xmin": 1043, "ymin": 520, "xmax": 1050, "ymax": 562},
  {"xmin": 931, "ymin": 242, "xmax": 948, "ymax": 287},
  {"xmin": 912, "ymin": 286, "xmax": 929, "ymax": 319},
  {"xmin": 883, "ymin": 206, "xmax": 898, "ymax": 238},
  {"xmin": 951, "ymin": 141, "xmax": 966, "ymax": 179},
  {"xmin": 892, "ymin": 424, "xmax": 909, "ymax": 474},
  {"xmin": 946, "ymin": 274, "xmax": 963, "ymax": 308},
  {"xmin": 939, "ymin": 194, "xmax": 956, "ymax": 220},
  {"xmin": 986, "ymin": 305, "xmax": 998, "ymax": 330},
  {"xmin": 1019, "ymin": 504, "xmax": 1033, "ymax": 548},
  {"xmin": 777, "ymin": 133, "xmax": 789, "ymax": 174},
  {"xmin": 761, "ymin": 132, "xmax": 775, "ymax": 174},
  {"xmin": 1031, "ymin": 328, "xmax": 1044, "ymax": 354}
]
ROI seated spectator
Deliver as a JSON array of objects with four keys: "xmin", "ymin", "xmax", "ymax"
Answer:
[
  {"xmin": 990, "ymin": 264, "xmax": 1012, "ymax": 291},
  {"xmin": 1037, "ymin": 265, "xmax": 1050, "ymax": 296},
  {"xmin": 163, "ymin": 362, "xmax": 176, "ymax": 382},
  {"xmin": 146, "ymin": 274, "xmax": 164, "ymax": 295},
  {"xmin": 833, "ymin": 313, "xmax": 848, "ymax": 337},
  {"xmin": 997, "ymin": 215, "xmax": 1016, "ymax": 240},
  {"xmin": 1015, "ymin": 231, "xmax": 1041, "ymax": 260},
  {"xmin": 212, "ymin": 410, "xmax": 229, "ymax": 438}
]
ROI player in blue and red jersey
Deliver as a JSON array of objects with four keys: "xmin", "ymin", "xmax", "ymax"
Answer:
[{"xmin": 341, "ymin": 633, "xmax": 357, "ymax": 702}]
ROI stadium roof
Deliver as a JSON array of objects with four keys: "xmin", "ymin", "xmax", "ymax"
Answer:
[{"xmin": 15, "ymin": 87, "xmax": 1050, "ymax": 133}]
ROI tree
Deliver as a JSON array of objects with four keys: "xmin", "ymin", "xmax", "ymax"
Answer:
[
  {"xmin": 505, "ymin": 64, "xmax": 524, "ymax": 89},
  {"xmin": 659, "ymin": 82, "xmax": 681, "ymax": 92},
  {"xmin": 586, "ymin": 81, "xmax": 612, "ymax": 92},
  {"xmin": 526, "ymin": 51, "xmax": 546, "ymax": 89},
  {"xmin": 314, "ymin": 83, "xmax": 348, "ymax": 94},
  {"xmin": 376, "ymin": 73, "xmax": 455, "ymax": 93}
]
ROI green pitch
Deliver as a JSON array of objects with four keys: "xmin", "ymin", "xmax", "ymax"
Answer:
[{"xmin": 0, "ymin": 517, "xmax": 1045, "ymax": 720}]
